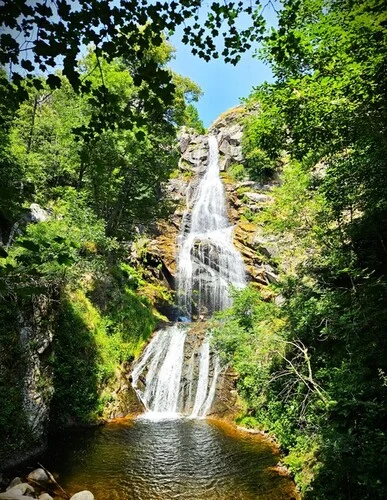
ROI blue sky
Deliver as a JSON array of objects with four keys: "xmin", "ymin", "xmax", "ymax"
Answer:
[{"xmin": 168, "ymin": 2, "xmax": 279, "ymax": 128}]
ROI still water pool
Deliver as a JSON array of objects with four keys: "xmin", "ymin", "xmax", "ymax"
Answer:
[{"xmin": 39, "ymin": 418, "xmax": 298, "ymax": 500}]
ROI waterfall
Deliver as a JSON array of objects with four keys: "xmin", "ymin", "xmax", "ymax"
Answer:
[
  {"xmin": 190, "ymin": 338, "xmax": 210, "ymax": 418},
  {"xmin": 177, "ymin": 135, "xmax": 246, "ymax": 318},
  {"xmin": 132, "ymin": 325, "xmax": 187, "ymax": 419},
  {"xmin": 131, "ymin": 135, "xmax": 246, "ymax": 419}
]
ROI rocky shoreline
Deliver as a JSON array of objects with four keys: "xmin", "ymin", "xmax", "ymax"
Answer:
[{"xmin": 0, "ymin": 467, "xmax": 94, "ymax": 500}]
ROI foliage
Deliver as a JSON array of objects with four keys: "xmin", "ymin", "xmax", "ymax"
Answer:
[
  {"xmin": 183, "ymin": 104, "xmax": 206, "ymax": 134},
  {"xmin": 243, "ymin": 91, "xmax": 285, "ymax": 179},
  {"xmin": 51, "ymin": 274, "xmax": 156, "ymax": 426},
  {"xmin": 223, "ymin": 0, "xmax": 387, "ymax": 497},
  {"xmin": 4, "ymin": 46, "xmax": 202, "ymax": 240},
  {"xmin": 0, "ymin": 0, "xmax": 266, "ymax": 137},
  {"xmin": 0, "ymin": 193, "xmax": 111, "ymax": 296},
  {"xmin": 227, "ymin": 162, "xmax": 248, "ymax": 181}
]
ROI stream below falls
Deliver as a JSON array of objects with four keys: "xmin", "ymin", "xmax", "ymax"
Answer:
[{"xmin": 35, "ymin": 418, "xmax": 298, "ymax": 500}]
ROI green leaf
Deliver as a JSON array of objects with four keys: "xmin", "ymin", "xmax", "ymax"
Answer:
[
  {"xmin": 46, "ymin": 74, "xmax": 62, "ymax": 89},
  {"xmin": 0, "ymin": 247, "xmax": 8, "ymax": 258},
  {"xmin": 18, "ymin": 240, "xmax": 40, "ymax": 252},
  {"xmin": 135, "ymin": 130, "xmax": 146, "ymax": 141}
]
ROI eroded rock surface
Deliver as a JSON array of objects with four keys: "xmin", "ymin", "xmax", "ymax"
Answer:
[
  {"xmin": 147, "ymin": 108, "xmax": 282, "ymax": 303},
  {"xmin": 102, "ymin": 362, "xmax": 145, "ymax": 419},
  {"xmin": 210, "ymin": 106, "xmax": 245, "ymax": 171}
]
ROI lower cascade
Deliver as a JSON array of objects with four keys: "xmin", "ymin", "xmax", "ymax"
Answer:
[
  {"xmin": 131, "ymin": 135, "xmax": 246, "ymax": 418},
  {"xmin": 131, "ymin": 325, "xmax": 221, "ymax": 418}
]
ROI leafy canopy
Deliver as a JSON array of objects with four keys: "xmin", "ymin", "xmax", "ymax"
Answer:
[{"xmin": 0, "ymin": 0, "xmax": 266, "ymax": 135}]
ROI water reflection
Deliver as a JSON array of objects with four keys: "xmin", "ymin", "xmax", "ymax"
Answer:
[{"xmin": 40, "ymin": 419, "xmax": 298, "ymax": 500}]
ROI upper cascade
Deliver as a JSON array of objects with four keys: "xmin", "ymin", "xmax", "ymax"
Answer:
[
  {"xmin": 131, "ymin": 134, "xmax": 246, "ymax": 419},
  {"xmin": 177, "ymin": 135, "xmax": 246, "ymax": 318}
]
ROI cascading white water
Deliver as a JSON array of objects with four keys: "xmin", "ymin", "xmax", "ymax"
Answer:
[
  {"xmin": 131, "ymin": 325, "xmax": 187, "ymax": 418},
  {"xmin": 190, "ymin": 338, "xmax": 210, "ymax": 418},
  {"xmin": 177, "ymin": 135, "xmax": 246, "ymax": 317},
  {"xmin": 131, "ymin": 135, "xmax": 246, "ymax": 419}
]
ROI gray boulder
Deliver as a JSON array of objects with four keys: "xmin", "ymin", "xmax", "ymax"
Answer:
[
  {"xmin": 218, "ymin": 156, "xmax": 231, "ymax": 172},
  {"xmin": 38, "ymin": 494, "xmax": 53, "ymax": 500},
  {"xmin": 275, "ymin": 294, "xmax": 286, "ymax": 307},
  {"xmin": 28, "ymin": 203, "xmax": 50, "ymax": 223},
  {"xmin": 263, "ymin": 264, "xmax": 279, "ymax": 284},
  {"xmin": 244, "ymin": 192, "xmax": 274, "ymax": 203},
  {"xmin": 178, "ymin": 132, "xmax": 193, "ymax": 153},
  {"xmin": 70, "ymin": 492, "xmax": 95, "ymax": 500},
  {"xmin": 1, "ymin": 483, "xmax": 35, "ymax": 498},
  {"xmin": 27, "ymin": 468, "xmax": 50, "ymax": 484},
  {"xmin": 6, "ymin": 479, "xmax": 22, "ymax": 491}
]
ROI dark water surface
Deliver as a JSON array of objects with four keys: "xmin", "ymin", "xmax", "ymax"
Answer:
[{"xmin": 40, "ymin": 418, "xmax": 298, "ymax": 500}]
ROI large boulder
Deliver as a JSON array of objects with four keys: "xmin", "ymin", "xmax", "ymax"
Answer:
[
  {"xmin": 2, "ymin": 483, "xmax": 35, "ymax": 498},
  {"xmin": 27, "ymin": 203, "xmax": 50, "ymax": 223},
  {"xmin": 244, "ymin": 192, "xmax": 274, "ymax": 203},
  {"xmin": 180, "ymin": 139, "xmax": 209, "ymax": 171},
  {"xmin": 5, "ymin": 480, "xmax": 22, "ymax": 491}
]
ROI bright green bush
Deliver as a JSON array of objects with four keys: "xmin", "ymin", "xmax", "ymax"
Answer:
[{"xmin": 51, "ymin": 279, "xmax": 156, "ymax": 426}]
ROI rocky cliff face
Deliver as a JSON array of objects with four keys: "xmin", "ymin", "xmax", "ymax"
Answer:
[
  {"xmin": 0, "ymin": 293, "xmax": 58, "ymax": 468},
  {"xmin": 147, "ymin": 106, "xmax": 281, "ymax": 300},
  {"xmin": 19, "ymin": 295, "xmax": 57, "ymax": 448}
]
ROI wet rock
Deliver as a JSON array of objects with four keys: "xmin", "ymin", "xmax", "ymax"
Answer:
[
  {"xmin": 209, "ymin": 365, "xmax": 241, "ymax": 419},
  {"xmin": 70, "ymin": 490, "xmax": 95, "ymax": 500},
  {"xmin": 6, "ymin": 479, "xmax": 22, "ymax": 491},
  {"xmin": 27, "ymin": 468, "xmax": 50, "ymax": 484},
  {"xmin": 38, "ymin": 494, "xmax": 53, "ymax": 500},
  {"xmin": 102, "ymin": 361, "xmax": 145, "ymax": 419},
  {"xmin": 133, "ymin": 324, "xmax": 239, "ymax": 419},
  {"xmin": 3, "ymin": 483, "xmax": 35, "ymax": 497}
]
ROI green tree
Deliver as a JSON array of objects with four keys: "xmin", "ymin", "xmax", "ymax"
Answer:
[
  {"xmin": 0, "ymin": 0, "xmax": 266, "ymax": 136},
  {"xmin": 233, "ymin": 0, "xmax": 387, "ymax": 497},
  {"xmin": 183, "ymin": 104, "xmax": 206, "ymax": 134}
]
